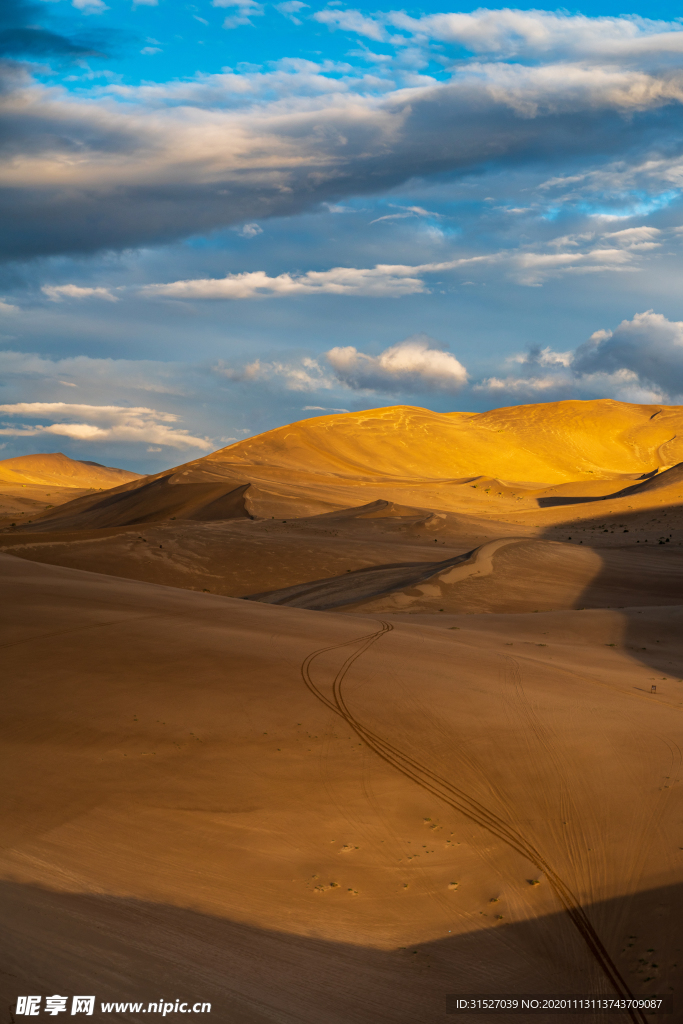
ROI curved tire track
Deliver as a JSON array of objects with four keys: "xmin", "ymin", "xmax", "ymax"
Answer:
[{"xmin": 301, "ymin": 621, "xmax": 645, "ymax": 1024}]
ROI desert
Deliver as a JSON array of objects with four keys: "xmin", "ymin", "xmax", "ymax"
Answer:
[
  {"xmin": 1, "ymin": 399, "xmax": 681, "ymax": 1023},
  {"xmin": 4, "ymin": 0, "xmax": 683, "ymax": 1016}
]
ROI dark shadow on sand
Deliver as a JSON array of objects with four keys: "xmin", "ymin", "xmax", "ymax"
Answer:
[{"xmin": 0, "ymin": 880, "xmax": 678, "ymax": 1024}]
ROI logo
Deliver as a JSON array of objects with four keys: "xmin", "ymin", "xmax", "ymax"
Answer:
[{"xmin": 15, "ymin": 996, "xmax": 95, "ymax": 1016}]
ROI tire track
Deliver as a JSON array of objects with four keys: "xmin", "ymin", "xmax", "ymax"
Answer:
[{"xmin": 301, "ymin": 621, "xmax": 646, "ymax": 1024}]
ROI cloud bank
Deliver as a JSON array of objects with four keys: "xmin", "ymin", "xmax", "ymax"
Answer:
[
  {"xmin": 43, "ymin": 222, "xmax": 665, "ymax": 304},
  {"xmin": 215, "ymin": 313, "xmax": 683, "ymax": 407},
  {"xmin": 0, "ymin": 402, "xmax": 212, "ymax": 449},
  {"xmin": 3, "ymin": 7, "xmax": 683, "ymax": 259},
  {"xmin": 477, "ymin": 310, "xmax": 683, "ymax": 404}
]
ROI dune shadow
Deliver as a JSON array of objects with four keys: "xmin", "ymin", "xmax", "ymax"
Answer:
[
  {"xmin": 537, "ymin": 465, "xmax": 683, "ymax": 509},
  {"xmin": 0, "ymin": 879, "xmax": 678, "ymax": 1023},
  {"xmin": 538, "ymin": 504, "xmax": 683, "ymax": 682}
]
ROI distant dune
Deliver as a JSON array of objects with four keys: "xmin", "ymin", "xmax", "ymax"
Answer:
[{"xmin": 0, "ymin": 452, "xmax": 141, "ymax": 489}]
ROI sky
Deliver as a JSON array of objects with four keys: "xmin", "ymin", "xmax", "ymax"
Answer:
[{"xmin": 1, "ymin": 0, "xmax": 683, "ymax": 471}]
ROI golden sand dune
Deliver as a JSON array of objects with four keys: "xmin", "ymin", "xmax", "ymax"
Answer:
[
  {"xmin": 1, "ymin": 554, "xmax": 681, "ymax": 1020},
  {"xmin": 2, "ymin": 400, "xmax": 683, "ymax": 1019},
  {"xmin": 10, "ymin": 399, "xmax": 683, "ymax": 536},
  {"xmin": 207, "ymin": 400, "xmax": 683, "ymax": 483},
  {"xmin": 0, "ymin": 451, "xmax": 141, "ymax": 488},
  {"xmin": 0, "ymin": 452, "xmax": 143, "ymax": 530}
]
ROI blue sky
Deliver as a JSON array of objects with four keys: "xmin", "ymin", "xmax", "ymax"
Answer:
[{"xmin": 1, "ymin": 0, "xmax": 683, "ymax": 470}]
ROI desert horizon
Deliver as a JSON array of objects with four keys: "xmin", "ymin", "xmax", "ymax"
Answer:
[{"xmin": 1, "ymin": 397, "xmax": 681, "ymax": 1023}]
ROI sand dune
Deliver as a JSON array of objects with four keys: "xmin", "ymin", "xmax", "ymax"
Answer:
[
  {"xmin": 0, "ymin": 451, "xmax": 141, "ymax": 488},
  {"xmin": 2, "ymin": 399, "xmax": 682, "ymax": 1020},
  {"xmin": 0, "ymin": 453, "xmax": 143, "ymax": 531},
  {"xmin": 10, "ymin": 400, "xmax": 683, "ymax": 537},
  {"xmin": 21, "ymin": 475, "xmax": 254, "ymax": 531},
  {"xmin": 204, "ymin": 400, "xmax": 683, "ymax": 483},
  {"xmin": 1, "ymin": 553, "xmax": 680, "ymax": 1020}
]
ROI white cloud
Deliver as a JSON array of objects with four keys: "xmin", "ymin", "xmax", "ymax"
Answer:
[
  {"xmin": 42, "ymin": 285, "xmax": 119, "ymax": 302},
  {"xmin": 477, "ymin": 374, "xmax": 571, "ymax": 395},
  {"xmin": 302, "ymin": 405, "xmax": 350, "ymax": 412},
  {"xmin": 276, "ymin": 1, "xmax": 308, "ymax": 25},
  {"xmin": 215, "ymin": 339, "xmax": 469, "ymax": 396},
  {"xmin": 5, "ymin": 19, "xmax": 683, "ymax": 262},
  {"xmin": 389, "ymin": 9, "xmax": 683, "ymax": 64},
  {"xmin": 603, "ymin": 226, "xmax": 661, "ymax": 245},
  {"xmin": 214, "ymin": 356, "xmax": 334, "ymax": 390},
  {"xmin": 0, "ymin": 403, "xmax": 212, "ymax": 449},
  {"xmin": 141, "ymin": 46, "xmax": 162, "ymax": 55},
  {"xmin": 326, "ymin": 335, "xmax": 468, "ymax": 393},
  {"xmin": 132, "ymin": 220, "xmax": 669, "ymax": 302},
  {"xmin": 213, "ymin": 0, "xmax": 264, "ymax": 29},
  {"xmin": 512, "ymin": 346, "xmax": 574, "ymax": 368},
  {"xmin": 72, "ymin": 0, "xmax": 108, "ymax": 11},
  {"xmin": 370, "ymin": 204, "xmax": 442, "ymax": 224},
  {"xmin": 475, "ymin": 311, "xmax": 683, "ymax": 403},
  {"xmin": 139, "ymin": 264, "xmax": 431, "ymax": 299},
  {"xmin": 573, "ymin": 309, "xmax": 683, "ymax": 393},
  {"xmin": 238, "ymin": 222, "xmax": 263, "ymax": 238},
  {"xmin": 314, "ymin": 8, "xmax": 387, "ymax": 42}
]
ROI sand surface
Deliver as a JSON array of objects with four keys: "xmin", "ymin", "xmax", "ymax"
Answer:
[
  {"xmin": 0, "ymin": 452, "xmax": 142, "ymax": 529},
  {"xmin": 1, "ymin": 401, "xmax": 682, "ymax": 1022}
]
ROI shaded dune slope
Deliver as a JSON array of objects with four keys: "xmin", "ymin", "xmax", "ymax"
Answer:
[
  {"xmin": 245, "ymin": 537, "xmax": 683, "ymax": 614},
  {"xmin": 23, "ymin": 475, "xmax": 254, "ymax": 530},
  {"xmin": 243, "ymin": 547, "xmax": 477, "ymax": 610},
  {"xmin": 538, "ymin": 461, "xmax": 683, "ymax": 507}
]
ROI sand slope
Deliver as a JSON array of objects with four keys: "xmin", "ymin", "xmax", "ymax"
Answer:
[
  {"xmin": 0, "ymin": 452, "xmax": 141, "ymax": 488},
  {"xmin": 1, "ymin": 553, "xmax": 681, "ymax": 1021},
  {"xmin": 0, "ymin": 453, "xmax": 143, "ymax": 530}
]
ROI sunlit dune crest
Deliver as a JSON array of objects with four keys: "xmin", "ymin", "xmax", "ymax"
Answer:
[{"xmin": 212, "ymin": 400, "xmax": 683, "ymax": 484}]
